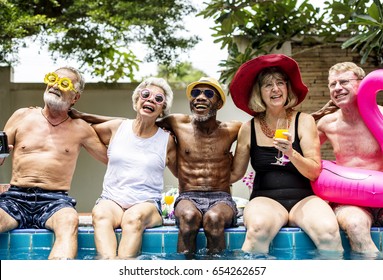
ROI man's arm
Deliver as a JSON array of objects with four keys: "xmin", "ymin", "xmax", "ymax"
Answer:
[
  {"xmin": 69, "ymin": 108, "xmax": 124, "ymax": 124},
  {"xmin": 311, "ymin": 100, "xmax": 339, "ymax": 121},
  {"xmin": 1, "ymin": 108, "xmax": 28, "ymax": 166},
  {"xmin": 81, "ymin": 122, "xmax": 109, "ymax": 164},
  {"xmin": 230, "ymin": 121, "xmax": 251, "ymax": 184},
  {"xmin": 166, "ymin": 134, "xmax": 178, "ymax": 178},
  {"xmin": 156, "ymin": 114, "xmax": 178, "ymax": 132}
]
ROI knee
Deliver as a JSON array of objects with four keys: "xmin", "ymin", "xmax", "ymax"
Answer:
[
  {"xmin": 203, "ymin": 211, "xmax": 225, "ymax": 233},
  {"xmin": 314, "ymin": 220, "xmax": 341, "ymax": 244},
  {"xmin": 245, "ymin": 217, "xmax": 272, "ymax": 241},
  {"xmin": 177, "ymin": 209, "xmax": 201, "ymax": 233},
  {"xmin": 64, "ymin": 212, "xmax": 79, "ymax": 230},
  {"xmin": 51, "ymin": 210, "xmax": 79, "ymax": 234},
  {"xmin": 92, "ymin": 207, "xmax": 109, "ymax": 226},
  {"xmin": 339, "ymin": 215, "xmax": 370, "ymax": 236},
  {"xmin": 121, "ymin": 212, "xmax": 145, "ymax": 233}
]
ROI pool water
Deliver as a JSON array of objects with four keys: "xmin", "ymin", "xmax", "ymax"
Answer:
[
  {"xmin": 136, "ymin": 249, "xmax": 383, "ymax": 261},
  {"xmin": 2, "ymin": 247, "xmax": 383, "ymax": 261},
  {"xmin": 1, "ymin": 249, "xmax": 383, "ymax": 261},
  {"xmin": 1, "ymin": 226, "xmax": 382, "ymax": 260}
]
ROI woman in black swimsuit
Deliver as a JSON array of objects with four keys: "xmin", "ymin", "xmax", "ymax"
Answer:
[{"xmin": 229, "ymin": 54, "xmax": 344, "ymax": 254}]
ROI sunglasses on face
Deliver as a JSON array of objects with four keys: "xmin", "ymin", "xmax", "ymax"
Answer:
[
  {"xmin": 44, "ymin": 72, "xmax": 78, "ymax": 94},
  {"xmin": 140, "ymin": 89, "xmax": 165, "ymax": 105},
  {"xmin": 190, "ymin": 89, "xmax": 217, "ymax": 99}
]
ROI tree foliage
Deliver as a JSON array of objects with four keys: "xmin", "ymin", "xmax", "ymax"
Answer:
[
  {"xmin": 199, "ymin": 0, "xmax": 382, "ymax": 85},
  {"xmin": 341, "ymin": 0, "xmax": 383, "ymax": 65},
  {"xmin": 157, "ymin": 62, "xmax": 207, "ymax": 86},
  {"xmin": 0, "ymin": 0, "xmax": 199, "ymax": 82}
]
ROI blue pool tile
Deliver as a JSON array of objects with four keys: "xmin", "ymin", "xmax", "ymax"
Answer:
[
  {"xmin": 29, "ymin": 248, "xmax": 51, "ymax": 260},
  {"xmin": 196, "ymin": 232, "xmax": 207, "ymax": 251},
  {"xmin": 1, "ymin": 226, "xmax": 383, "ymax": 259},
  {"xmin": 225, "ymin": 226, "xmax": 246, "ymax": 233},
  {"xmin": 279, "ymin": 227, "xmax": 302, "ymax": 232},
  {"xmin": 142, "ymin": 233, "xmax": 163, "ymax": 253},
  {"xmin": 272, "ymin": 231, "xmax": 294, "ymax": 249},
  {"xmin": 0, "ymin": 249, "xmax": 11, "ymax": 259},
  {"xmin": 163, "ymin": 232, "xmax": 178, "ymax": 253},
  {"xmin": 77, "ymin": 248, "xmax": 97, "ymax": 260},
  {"xmin": 224, "ymin": 232, "xmax": 230, "ymax": 248},
  {"xmin": 293, "ymin": 231, "xmax": 316, "ymax": 250},
  {"xmin": 10, "ymin": 233, "xmax": 31, "ymax": 249},
  {"xmin": 78, "ymin": 227, "xmax": 94, "ymax": 234},
  {"xmin": 370, "ymin": 231, "xmax": 381, "ymax": 251},
  {"xmin": 78, "ymin": 233, "xmax": 96, "ymax": 249},
  {"xmin": 31, "ymin": 233, "xmax": 54, "ymax": 249},
  {"xmin": 228, "ymin": 232, "xmax": 245, "ymax": 250},
  {"xmin": 147, "ymin": 226, "xmax": 177, "ymax": 233},
  {"xmin": 0, "ymin": 233, "xmax": 10, "ymax": 249},
  {"xmin": 340, "ymin": 231, "xmax": 351, "ymax": 251}
]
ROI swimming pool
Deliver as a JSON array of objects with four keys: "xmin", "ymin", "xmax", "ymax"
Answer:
[{"xmin": 1, "ymin": 226, "xmax": 382, "ymax": 260}]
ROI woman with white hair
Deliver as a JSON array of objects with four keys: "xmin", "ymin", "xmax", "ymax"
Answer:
[{"xmin": 91, "ymin": 77, "xmax": 177, "ymax": 259}]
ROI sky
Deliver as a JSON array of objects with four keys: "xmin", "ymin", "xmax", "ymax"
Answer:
[
  {"xmin": 12, "ymin": 0, "xmax": 227, "ymax": 83},
  {"xmin": 11, "ymin": 0, "xmax": 325, "ymax": 83}
]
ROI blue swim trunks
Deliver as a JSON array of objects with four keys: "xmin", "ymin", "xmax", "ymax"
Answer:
[{"xmin": 0, "ymin": 185, "xmax": 77, "ymax": 229}]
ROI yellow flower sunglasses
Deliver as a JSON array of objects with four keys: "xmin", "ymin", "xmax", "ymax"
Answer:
[{"xmin": 44, "ymin": 72, "xmax": 78, "ymax": 94}]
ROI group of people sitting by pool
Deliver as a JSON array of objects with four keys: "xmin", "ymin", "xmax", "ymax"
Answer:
[{"xmin": 0, "ymin": 54, "xmax": 382, "ymax": 259}]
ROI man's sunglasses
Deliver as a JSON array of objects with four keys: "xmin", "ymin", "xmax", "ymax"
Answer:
[
  {"xmin": 44, "ymin": 72, "xmax": 78, "ymax": 94},
  {"xmin": 190, "ymin": 89, "xmax": 217, "ymax": 99}
]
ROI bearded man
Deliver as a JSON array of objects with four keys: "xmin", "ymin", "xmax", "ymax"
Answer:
[{"xmin": 0, "ymin": 66, "xmax": 107, "ymax": 259}]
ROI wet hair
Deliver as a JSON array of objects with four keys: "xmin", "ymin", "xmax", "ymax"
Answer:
[
  {"xmin": 132, "ymin": 77, "xmax": 174, "ymax": 117},
  {"xmin": 328, "ymin": 62, "xmax": 366, "ymax": 80},
  {"xmin": 248, "ymin": 67, "xmax": 298, "ymax": 113},
  {"xmin": 55, "ymin": 66, "xmax": 85, "ymax": 95}
]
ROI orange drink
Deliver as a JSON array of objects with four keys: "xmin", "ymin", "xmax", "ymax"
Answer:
[
  {"xmin": 274, "ymin": 129, "xmax": 288, "ymax": 139},
  {"xmin": 164, "ymin": 195, "xmax": 174, "ymax": 205}
]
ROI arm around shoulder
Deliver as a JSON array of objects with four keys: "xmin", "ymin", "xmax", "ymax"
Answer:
[
  {"xmin": 69, "ymin": 107, "xmax": 125, "ymax": 124},
  {"xmin": 311, "ymin": 100, "xmax": 338, "ymax": 121},
  {"xmin": 80, "ymin": 120, "xmax": 109, "ymax": 164},
  {"xmin": 230, "ymin": 121, "xmax": 251, "ymax": 184},
  {"xmin": 166, "ymin": 133, "xmax": 177, "ymax": 178}
]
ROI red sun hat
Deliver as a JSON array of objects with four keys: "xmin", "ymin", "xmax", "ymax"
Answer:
[{"xmin": 229, "ymin": 54, "xmax": 308, "ymax": 116}]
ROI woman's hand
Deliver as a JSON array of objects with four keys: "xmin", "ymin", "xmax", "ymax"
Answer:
[{"xmin": 273, "ymin": 131, "xmax": 293, "ymax": 158}]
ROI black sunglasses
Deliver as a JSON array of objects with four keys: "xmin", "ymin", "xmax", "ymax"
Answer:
[{"xmin": 190, "ymin": 89, "xmax": 216, "ymax": 99}]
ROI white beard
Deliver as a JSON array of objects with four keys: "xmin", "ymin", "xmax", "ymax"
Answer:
[
  {"xmin": 43, "ymin": 91, "xmax": 71, "ymax": 112},
  {"xmin": 192, "ymin": 109, "xmax": 217, "ymax": 122}
]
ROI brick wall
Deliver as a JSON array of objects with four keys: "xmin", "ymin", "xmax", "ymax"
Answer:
[{"xmin": 290, "ymin": 43, "xmax": 383, "ymax": 160}]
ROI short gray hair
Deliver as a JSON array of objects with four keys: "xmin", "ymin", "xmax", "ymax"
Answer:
[
  {"xmin": 55, "ymin": 66, "xmax": 85, "ymax": 95},
  {"xmin": 329, "ymin": 62, "xmax": 366, "ymax": 80},
  {"xmin": 132, "ymin": 77, "xmax": 173, "ymax": 117}
]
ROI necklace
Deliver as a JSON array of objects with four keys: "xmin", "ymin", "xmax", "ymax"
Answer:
[
  {"xmin": 41, "ymin": 109, "xmax": 70, "ymax": 127},
  {"xmin": 257, "ymin": 109, "xmax": 293, "ymax": 138}
]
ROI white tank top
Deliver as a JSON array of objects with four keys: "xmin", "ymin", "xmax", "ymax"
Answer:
[{"xmin": 101, "ymin": 119, "xmax": 169, "ymax": 208}]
